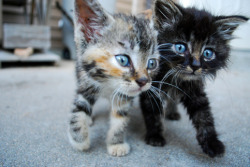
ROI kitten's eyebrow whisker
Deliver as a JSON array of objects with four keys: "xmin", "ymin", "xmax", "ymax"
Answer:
[
  {"xmin": 158, "ymin": 48, "xmax": 172, "ymax": 51},
  {"xmin": 157, "ymin": 43, "xmax": 172, "ymax": 48}
]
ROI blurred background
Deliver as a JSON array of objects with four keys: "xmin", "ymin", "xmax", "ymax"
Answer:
[
  {"xmin": 0, "ymin": 1, "xmax": 249, "ymax": 166},
  {"xmin": 0, "ymin": 0, "xmax": 249, "ymax": 67}
]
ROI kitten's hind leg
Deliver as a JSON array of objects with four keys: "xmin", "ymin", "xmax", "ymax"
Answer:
[
  {"xmin": 107, "ymin": 111, "xmax": 130, "ymax": 157},
  {"xmin": 165, "ymin": 100, "xmax": 181, "ymax": 121},
  {"xmin": 68, "ymin": 95, "xmax": 93, "ymax": 151}
]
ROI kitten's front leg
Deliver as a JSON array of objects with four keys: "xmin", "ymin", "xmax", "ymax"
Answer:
[
  {"xmin": 68, "ymin": 94, "xmax": 93, "ymax": 151},
  {"xmin": 165, "ymin": 99, "xmax": 181, "ymax": 121},
  {"xmin": 140, "ymin": 92, "xmax": 166, "ymax": 146},
  {"xmin": 181, "ymin": 91, "xmax": 225, "ymax": 158},
  {"xmin": 107, "ymin": 110, "xmax": 130, "ymax": 157}
]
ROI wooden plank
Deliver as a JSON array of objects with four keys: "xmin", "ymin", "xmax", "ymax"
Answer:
[
  {"xmin": 0, "ymin": 50, "xmax": 60, "ymax": 63},
  {"xmin": 3, "ymin": 24, "xmax": 51, "ymax": 49}
]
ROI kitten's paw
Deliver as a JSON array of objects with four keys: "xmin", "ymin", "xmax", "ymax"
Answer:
[
  {"xmin": 107, "ymin": 143, "xmax": 130, "ymax": 157},
  {"xmin": 68, "ymin": 133, "xmax": 90, "ymax": 151},
  {"xmin": 88, "ymin": 117, "xmax": 93, "ymax": 126},
  {"xmin": 68, "ymin": 112, "xmax": 91, "ymax": 151},
  {"xmin": 201, "ymin": 138, "xmax": 225, "ymax": 158},
  {"xmin": 145, "ymin": 134, "xmax": 166, "ymax": 147},
  {"xmin": 166, "ymin": 112, "xmax": 181, "ymax": 121}
]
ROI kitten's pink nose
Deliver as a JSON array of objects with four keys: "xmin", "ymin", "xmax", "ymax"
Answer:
[{"xmin": 136, "ymin": 77, "xmax": 148, "ymax": 87}]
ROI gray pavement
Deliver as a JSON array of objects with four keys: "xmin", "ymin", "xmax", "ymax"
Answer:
[{"xmin": 0, "ymin": 50, "xmax": 250, "ymax": 167}]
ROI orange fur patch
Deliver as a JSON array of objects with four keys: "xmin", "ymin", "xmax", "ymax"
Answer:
[
  {"xmin": 86, "ymin": 48, "xmax": 123, "ymax": 77},
  {"xmin": 141, "ymin": 9, "xmax": 153, "ymax": 20},
  {"xmin": 112, "ymin": 111, "xmax": 125, "ymax": 118}
]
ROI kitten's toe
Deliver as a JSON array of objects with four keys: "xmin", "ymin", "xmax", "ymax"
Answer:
[
  {"xmin": 145, "ymin": 134, "xmax": 166, "ymax": 147},
  {"xmin": 201, "ymin": 138, "xmax": 225, "ymax": 158},
  {"xmin": 166, "ymin": 112, "xmax": 181, "ymax": 121},
  {"xmin": 107, "ymin": 143, "xmax": 130, "ymax": 157}
]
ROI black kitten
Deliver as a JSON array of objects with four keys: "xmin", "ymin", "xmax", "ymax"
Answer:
[{"xmin": 140, "ymin": 0, "xmax": 248, "ymax": 158}]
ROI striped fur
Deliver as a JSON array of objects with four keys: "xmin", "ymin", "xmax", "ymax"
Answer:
[{"xmin": 68, "ymin": 0, "xmax": 160, "ymax": 157}]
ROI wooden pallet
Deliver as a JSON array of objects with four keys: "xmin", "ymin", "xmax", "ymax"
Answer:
[{"xmin": 0, "ymin": 50, "xmax": 60, "ymax": 68}]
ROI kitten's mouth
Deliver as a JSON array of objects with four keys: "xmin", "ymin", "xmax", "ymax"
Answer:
[
  {"xmin": 181, "ymin": 70, "xmax": 202, "ymax": 76},
  {"xmin": 179, "ymin": 71, "xmax": 202, "ymax": 80},
  {"xmin": 128, "ymin": 88, "xmax": 142, "ymax": 95},
  {"xmin": 127, "ymin": 86, "xmax": 149, "ymax": 96}
]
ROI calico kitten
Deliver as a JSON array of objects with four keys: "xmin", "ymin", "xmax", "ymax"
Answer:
[
  {"xmin": 68, "ymin": 0, "xmax": 159, "ymax": 156},
  {"xmin": 140, "ymin": 0, "xmax": 248, "ymax": 157}
]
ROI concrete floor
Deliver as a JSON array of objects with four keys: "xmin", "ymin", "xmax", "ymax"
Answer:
[{"xmin": 0, "ymin": 50, "xmax": 249, "ymax": 167}]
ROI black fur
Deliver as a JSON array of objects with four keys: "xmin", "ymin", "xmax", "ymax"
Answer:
[{"xmin": 140, "ymin": 0, "xmax": 248, "ymax": 158}]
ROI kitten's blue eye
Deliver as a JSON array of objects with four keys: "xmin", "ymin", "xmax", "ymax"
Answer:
[
  {"xmin": 115, "ymin": 54, "xmax": 130, "ymax": 67},
  {"xmin": 203, "ymin": 49, "xmax": 214, "ymax": 59},
  {"xmin": 147, "ymin": 59, "xmax": 157, "ymax": 70},
  {"xmin": 175, "ymin": 44, "xmax": 186, "ymax": 53}
]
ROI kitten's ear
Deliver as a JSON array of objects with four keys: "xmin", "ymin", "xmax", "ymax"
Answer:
[
  {"xmin": 153, "ymin": 0, "xmax": 182, "ymax": 29},
  {"xmin": 215, "ymin": 15, "xmax": 249, "ymax": 40},
  {"xmin": 74, "ymin": 0, "xmax": 114, "ymax": 43}
]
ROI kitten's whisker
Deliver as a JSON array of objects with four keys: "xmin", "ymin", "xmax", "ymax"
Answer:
[
  {"xmin": 117, "ymin": 89, "xmax": 123, "ymax": 112},
  {"xmin": 152, "ymin": 81, "xmax": 191, "ymax": 99},
  {"xmin": 159, "ymin": 69, "xmax": 176, "ymax": 90},
  {"xmin": 175, "ymin": 69, "xmax": 182, "ymax": 86},
  {"xmin": 111, "ymin": 87, "xmax": 120, "ymax": 112},
  {"xmin": 148, "ymin": 90, "xmax": 162, "ymax": 115},
  {"xmin": 150, "ymin": 87, "xmax": 163, "ymax": 106},
  {"xmin": 146, "ymin": 91, "xmax": 155, "ymax": 113},
  {"xmin": 151, "ymin": 85, "xmax": 174, "ymax": 103},
  {"xmin": 159, "ymin": 56, "xmax": 171, "ymax": 63}
]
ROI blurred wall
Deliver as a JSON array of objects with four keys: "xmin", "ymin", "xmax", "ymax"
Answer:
[
  {"xmin": 116, "ymin": 0, "xmax": 147, "ymax": 14},
  {"xmin": 99, "ymin": 0, "xmax": 116, "ymax": 13}
]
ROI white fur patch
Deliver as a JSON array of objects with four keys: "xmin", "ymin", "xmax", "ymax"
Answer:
[
  {"xmin": 68, "ymin": 131, "xmax": 90, "ymax": 151},
  {"xmin": 107, "ymin": 143, "xmax": 130, "ymax": 156}
]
